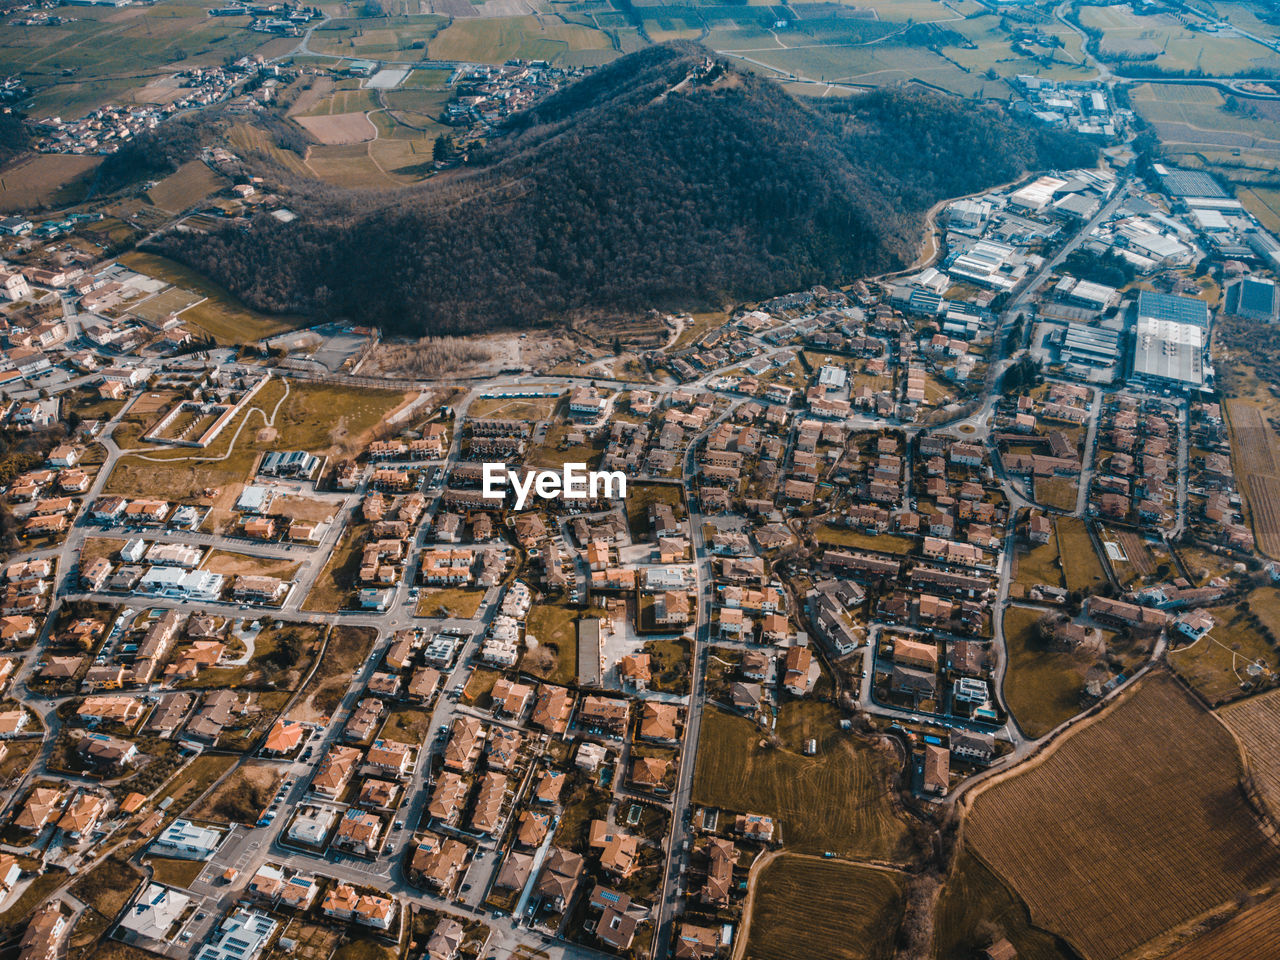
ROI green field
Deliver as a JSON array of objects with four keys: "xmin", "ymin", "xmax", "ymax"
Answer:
[
  {"xmin": 745, "ymin": 856, "xmax": 906, "ymax": 960},
  {"xmin": 693, "ymin": 702, "xmax": 911, "ymax": 860},
  {"xmin": 1079, "ymin": 4, "xmax": 1280, "ymax": 75}
]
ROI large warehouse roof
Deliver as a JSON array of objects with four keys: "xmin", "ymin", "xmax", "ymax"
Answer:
[
  {"xmin": 1153, "ymin": 164, "xmax": 1228, "ymax": 199},
  {"xmin": 1132, "ymin": 317, "xmax": 1204, "ymax": 387},
  {"xmin": 1136, "ymin": 290, "xmax": 1210, "ymax": 329}
]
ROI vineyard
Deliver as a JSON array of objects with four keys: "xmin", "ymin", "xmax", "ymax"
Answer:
[
  {"xmin": 1220, "ymin": 688, "xmax": 1280, "ymax": 824},
  {"xmin": 1161, "ymin": 890, "xmax": 1280, "ymax": 960},
  {"xmin": 1226, "ymin": 401, "xmax": 1280, "ymax": 558},
  {"xmin": 965, "ymin": 672, "xmax": 1280, "ymax": 960}
]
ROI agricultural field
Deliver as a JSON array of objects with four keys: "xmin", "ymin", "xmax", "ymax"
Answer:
[
  {"xmin": 296, "ymin": 112, "xmax": 378, "ymax": 145},
  {"xmin": 428, "ymin": 16, "xmax": 617, "ymax": 66},
  {"xmin": 692, "ymin": 702, "xmax": 912, "ymax": 860},
  {"xmin": 933, "ymin": 848, "xmax": 1076, "ymax": 960},
  {"xmin": 307, "ymin": 14, "xmax": 447, "ymax": 58},
  {"xmin": 966, "ymin": 672, "xmax": 1280, "ymax": 960},
  {"xmin": 1078, "ymin": 4, "xmax": 1280, "ymax": 75},
  {"xmin": 1225, "ymin": 400, "xmax": 1280, "ymax": 558},
  {"xmin": 1219, "ymin": 687, "xmax": 1280, "ymax": 822},
  {"xmin": 2, "ymin": 0, "xmax": 281, "ymax": 117},
  {"xmin": 1001, "ymin": 605, "xmax": 1088, "ymax": 739},
  {"xmin": 744, "ymin": 856, "xmax": 906, "ymax": 960},
  {"xmin": 1168, "ymin": 597, "xmax": 1280, "ymax": 705},
  {"xmin": 146, "ymin": 160, "xmax": 228, "ymax": 214},
  {"xmin": 1159, "ymin": 889, "xmax": 1280, "ymax": 960},
  {"xmin": 0, "ymin": 154, "xmax": 102, "ymax": 213}
]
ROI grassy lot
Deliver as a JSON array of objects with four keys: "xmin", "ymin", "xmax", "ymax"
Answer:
[
  {"xmin": 624, "ymin": 482, "xmax": 685, "ymax": 540},
  {"xmin": 186, "ymin": 622, "xmax": 320, "ymax": 691},
  {"xmin": 967, "ymin": 672, "xmax": 1280, "ymax": 960},
  {"xmin": 157, "ymin": 752, "xmax": 237, "ymax": 819},
  {"xmin": 1012, "ymin": 536, "xmax": 1064, "ymax": 595},
  {"xmin": 1168, "ymin": 599, "xmax": 1280, "ymax": 706},
  {"xmin": 380, "ymin": 706, "xmax": 432, "ymax": 745},
  {"xmin": 146, "ymin": 856, "xmax": 206, "ymax": 889},
  {"xmin": 467, "ymin": 395, "xmax": 561, "ymax": 421},
  {"xmin": 693, "ymin": 702, "xmax": 911, "ymax": 860},
  {"xmin": 303, "ymin": 519, "xmax": 369, "ymax": 613},
  {"xmin": 202, "ymin": 550, "xmax": 301, "ymax": 582},
  {"xmin": 72, "ymin": 857, "xmax": 144, "ymax": 919},
  {"xmin": 118, "ymin": 251, "xmax": 301, "ymax": 343},
  {"xmin": 1002, "ymin": 606, "xmax": 1086, "ymax": 739},
  {"xmin": 1033, "ymin": 477, "xmax": 1077, "ymax": 512},
  {"xmin": 462, "ymin": 667, "xmax": 503, "ymax": 708},
  {"xmin": 417, "ymin": 587, "xmax": 485, "ymax": 619},
  {"xmin": 190, "ymin": 760, "xmax": 279, "ymax": 824},
  {"xmin": 1176, "ymin": 544, "xmax": 1239, "ymax": 584},
  {"xmin": 291, "ymin": 625, "xmax": 376, "ymax": 722},
  {"xmin": 0, "ymin": 869, "xmax": 66, "ymax": 927},
  {"xmin": 933, "ymin": 847, "xmax": 1077, "ymax": 960},
  {"xmin": 1054, "ymin": 517, "xmax": 1105, "ymax": 594},
  {"xmin": 815, "ymin": 523, "xmax": 914, "ymax": 556},
  {"xmin": 746, "ymin": 856, "xmax": 905, "ymax": 960},
  {"xmin": 521, "ymin": 602, "xmax": 585, "ymax": 687}
]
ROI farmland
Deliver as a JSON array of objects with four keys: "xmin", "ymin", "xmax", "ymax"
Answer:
[
  {"xmin": 933, "ymin": 848, "xmax": 1076, "ymax": 960},
  {"xmin": 966, "ymin": 672, "xmax": 1280, "ymax": 960},
  {"xmin": 146, "ymin": 160, "xmax": 228, "ymax": 214},
  {"xmin": 1219, "ymin": 688, "xmax": 1280, "ymax": 823},
  {"xmin": 0, "ymin": 154, "xmax": 102, "ymax": 213},
  {"xmin": 743, "ymin": 856, "xmax": 905, "ymax": 960},
  {"xmin": 1225, "ymin": 400, "xmax": 1280, "ymax": 558},
  {"xmin": 692, "ymin": 703, "xmax": 912, "ymax": 861},
  {"xmin": 428, "ymin": 16, "xmax": 617, "ymax": 67},
  {"xmin": 1160, "ymin": 889, "xmax": 1280, "ymax": 960}
]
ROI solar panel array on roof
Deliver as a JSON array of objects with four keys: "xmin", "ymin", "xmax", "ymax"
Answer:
[
  {"xmin": 1136, "ymin": 290, "xmax": 1210, "ymax": 328},
  {"xmin": 1157, "ymin": 167, "xmax": 1228, "ymax": 199}
]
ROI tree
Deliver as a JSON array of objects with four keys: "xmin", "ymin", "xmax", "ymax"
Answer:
[{"xmin": 433, "ymin": 134, "xmax": 456, "ymax": 163}]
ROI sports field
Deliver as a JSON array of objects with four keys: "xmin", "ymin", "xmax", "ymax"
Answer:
[{"xmin": 966, "ymin": 672, "xmax": 1280, "ymax": 960}]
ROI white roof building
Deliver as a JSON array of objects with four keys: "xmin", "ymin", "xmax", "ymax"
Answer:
[
  {"xmin": 150, "ymin": 819, "xmax": 222, "ymax": 860},
  {"xmin": 1132, "ymin": 317, "xmax": 1205, "ymax": 388},
  {"xmin": 139, "ymin": 567, "xmax": 224, "ymax": 601},
  {"xmin": 119, "ymin": 884, "xmax": 190, "ymax": 942},
  {"xmin": 195, "ymin": 909, "xmax": 277, "ymax": 960}
]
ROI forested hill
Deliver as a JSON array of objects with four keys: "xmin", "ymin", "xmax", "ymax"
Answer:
[{"xmin": 154, "ymin": 43, "xmax": 1096, "ymax": 335}]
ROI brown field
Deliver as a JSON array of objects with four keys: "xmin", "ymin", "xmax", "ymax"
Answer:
[
  {"xmin": 744, "ymin": 855, "xmax": 905, "ymax": 960},
  {"xmin": 1226, "ymin": 401, "xmax": 1280, "ymax": 558},
  {"xmin": 1220, "ymin": 688, "xmax": 1280, "ymax": 824},
  {"xmin": 1160, "ymin": 889, "xmax": 1280, "ymax": 960},
  {"xmin": 190, "ymin": 760, "xmax": 281, "ymax": 824},
  {"xmin": 0, "ymin": 153, "xmax": 101, "ymax": 213},
  {"xmin": 295, "ymin": 111, "xmax": 377, "ymax": 145},
  {"xmin": 202, "ymin": 550, "xmax": 301, "ymax": 581},
  {"xmin": 966, "ymin": 672, "xmax": 1280, "ymax": 960},
  {"xmin": 146, "ymin": 159, "xmax": 227, "ymax": 213}
]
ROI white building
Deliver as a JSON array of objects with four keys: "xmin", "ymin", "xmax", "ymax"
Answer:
[
  {"xmin": 195, "ymin": 909, "xmax": 277, "ymax": 960},
  {"xmin": 150, "ymin": 819, "xmax": 222, "ymax": 860},
  {"xmin": 119, "ymin": 884, "xmax": 190, "ymax": 942},
  {"xmin": 139, "ymin": 567, "xmax": 224, "ymax": 601}
]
